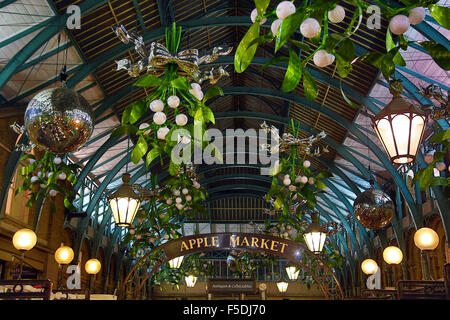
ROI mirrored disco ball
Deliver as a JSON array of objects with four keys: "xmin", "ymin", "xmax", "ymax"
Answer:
[
  {"xmin": 353, "ymin": 188, "xmax": 394, "ymax": 229},
  {"xmin": 24, "ymin": 87, "xmax": 93, "ymax": 154}
]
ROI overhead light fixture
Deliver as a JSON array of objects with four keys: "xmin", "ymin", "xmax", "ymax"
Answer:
[
  {"xmin": 383, "ymin": 246, "xmax": 403, "ymax": 265},
  {"xmin": 276, "ymin": 281, "xmax": 289, "ymax": 293},
  {"xmin": 371, "ymin": 80, "xmax": 428, "ymax": 164},
  {"xmin": 361, "ymin": 259, "xmax": 379, "ymax": 275},
  {"xmin": 303, "ymin": 212, "xmax": 327, "ymax": 254},
  {"xmin": 169, "ymin": 256, "xmax": 184, "ymax": 269},
  {"xmin": 108, "ymin": 173, "xmax": 141, "ymax": 228},
  {"xmin": 285, "ymin": 265, "xmax": 300, "ymax": 280},
  {"xmin": 12, "ymin": 228, "xmax": 37, "ymax": 280},
  {"xmin": 185, "ymin": 275, "xmax": 197, "ymax": 288},
  {"xmin": 414, "ymin": 227, "xmax": 439, "ymax": 280},
  {"xmin": 54, "ymin": 244, "xmax": 75, "ymax": 290}
]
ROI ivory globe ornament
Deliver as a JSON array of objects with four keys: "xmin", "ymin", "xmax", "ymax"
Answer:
[
  {"xmin": 24, "ymin": 87, "xmax": 93, "ymax": 154},
  {"xmin": 414, "ymin": 227, "xmax": 439, "ymax": 251},
  {"xmin": 361, "ymin": 259, "xmax": 378, "ymax": 275},
  {"xmin": 389, "ymin": 15, "xmax": 410, "ymax": 35},
  {"xmin": 176, "ymin": 203, "xmax": 184, "ymax": 210},
  {"xmin": 182, "ymin": 188, "xmax": 189, "ymax": 195},
  {"xmin": 30, "ymin": 176, "xmax": 39, "ymax": 183},
  {"xmin": 353, "ymin": 185, "xmax": 394, "ymax": 229},
  {"xmin": 250, "ymin": 8, "xmax": 267, "ymax": 24},
  {"xmin": 139, "ymin": 122, "xmax": 150, "ymax": 131},
  {"xmin": 166, "ymin": 198, "xmax": 173, "ymax": 205},
  {"xmin": 157, "ymin": 127, "xmax": 170, "ymax": 140},
  {"xmin": 436, "ymin": 162, "xmax": 446, "ymax": 171},
  {"xmin": 49, "ymin": 190, "xmax": 58, "ymax": 197},
  {"xmin": 58, "ymin": 172, "xmax": 67, "ymax": 180},
  {"xmin": 53, "ymin": 157, "xmax": 62, "ymax": 165},
  {"xmin": 328, "ymin": 5, "xmax": 345, "ymax": 23},
  {"xmin": 300, "ymin": 176, "xmax": 308, "ymax": 184},
  {"xmin": 167, "ymin": 95, "xmax": 180, "ymax": 108},
  {"xmin": 300, "ymin": 18, "xmax": 320, "ymax": 38},
  {"xmin": 383, "ymin": 246, "xmax": 403, "ymax": 264},
  {"xmin": 12, "ymin": 228, "xmax": 37, "ymax": 251},
  {"xmin": 271, "ymin": 19, "xmax": 282, "ymax": 36},
  {"xmin": 408, "ymin": 7, "xmax": 425, "ymax": 25},
  {"xmin": 189, "ymin": 83, "xmax": 204, "ymax": 100},
  {"xmin": 283, "ymin": 178, "xmax": 291, "ymax": 186},
  {"xmin": 185, "ymin": 195, "xmax": 192, "ymax": 202},
  {"xmin": 276, "ymin": 1, "xmax": 296, "ymax": 20},
  {"xmin": 176, "ymin": 114, "xmax": 188, "ymax": 126},
  {"xmin": 153, "ymin": 112, "xmax": 167, "ymax": 125},
  {"xmin": 424, "ymin": 153, "xmax": 434, "ymax": 164},
  {"xmin": 173, "ymin": 189, "xmax": 181, "ymax": 196},
  {"xmin": 313, "ymin": 50, "xmax": 334, "ymax": 67},
  {"xmin": 55, "ymin": 246, "xmax": 74, "ymax": 265},
  {"xmin": 308, "ymin": 177, "xmax": 315, "ymax": 185},
  {"xmin": 149, "ymin": 99, "xmax": 164, "ymax": 112},
  {"xmin": 303, "ymin": 160, "xmax": 311, "ymax": 168}
]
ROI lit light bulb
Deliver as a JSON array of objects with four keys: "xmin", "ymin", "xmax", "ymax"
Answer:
[{"xmin": 361, "ymin": 259, "xmax": 378, "ymax": 275}]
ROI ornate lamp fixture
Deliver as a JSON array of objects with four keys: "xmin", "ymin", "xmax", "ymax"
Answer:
[
  {"xmin": 371, "ymin": 80, "xmax": 428, "ymax": 164},
  {"xmin": 12, "ymin": 228, "xmax": 37, "ymax": 280},
  {"xmin": 383, "ymin": 246, "xmax": 403, "ymax": 265},
  {"xmin": 168, "ymin": 256, "xmax": 184, "ymax": 269},
  {"xmin": 285, "ymin": 265, "xmax": 300, "ymax": 281},
  {"xmin": 303, "ymin": 212, "xmax": 327, "ymax": 254},
  {"xmin": 55, "ymin": 244, "xmax": 74, "ymax": 289},
  {"xmin": 414, "ymin": 227, "xmax": 439, "ymax": 280},
  {"xmin": 85, "ymin": 258, "xmax": 101, "ymax": 300},
  {"xmin": 108, "ymin": 173, "xmax": 142, "ymax": 228},
  {"xmin": 185, "ymin": 275, "xmax": 197, "ymax": 288},
  {"xmin": 276, "ymin": 281, "xmax": 289, "ymax": 293},
  {"xmin": 361, "ymin": 259, "xmax": 379, "ymax": 275}
]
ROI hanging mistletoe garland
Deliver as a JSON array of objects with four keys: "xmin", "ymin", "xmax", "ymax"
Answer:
[
  {"xmin": 15, "ymin": 152, "xmax": 79, "ymax": 212},
  {"xmin": 111, "ymin": 23, "xmax": 232, "ymax": 176},
  {"xmin": 236, "ymin": 0, "xmax": 449, "ymax": 105}
]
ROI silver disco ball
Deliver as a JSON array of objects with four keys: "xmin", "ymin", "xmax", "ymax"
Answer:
[
  {"xmin": 353, "ymin": 187, "xmax": 394, "ymax": 229},
  {"xmin": 24, "ymin": 87, "xmax": 93, "ymax": 154}
]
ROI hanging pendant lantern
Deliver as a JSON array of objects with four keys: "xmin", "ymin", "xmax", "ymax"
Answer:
[
  {"xmin": 285, "ymin": 265, "xmax": 300, "ymax": 280},
  {"xmin": 108, "ymin": 173, "xmax": 141, "ymax": 228},
  {"xmin": 303, "ymin": 213, "xmax": 327, "ymax": 254},
  {"xmin": 371, "ymin": 80, "xmax": 428, "ymax": 164},
  {"xmin": 168, "ymin": 256, "xmax": 184, "ymax": 269}
]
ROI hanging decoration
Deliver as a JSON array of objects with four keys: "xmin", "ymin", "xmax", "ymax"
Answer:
[
  {"xmin": 417, "ymin": 84, "xmax": 449, "ymax": 120},
  {"xmin": 111, "ymin": 23, "xmax": 232, "ymax": 176},
  {"xmin": 352, "ymin": 179, "xmax": 394, "ymax": 230},
  {"xmin": 235, "ymin": 0, "xmax": 449, "ymax": 104}
]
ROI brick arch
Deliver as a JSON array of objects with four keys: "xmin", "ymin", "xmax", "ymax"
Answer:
[{"xmin": 426, "ymin": 214, "xmax": 446, "ymax": 280}]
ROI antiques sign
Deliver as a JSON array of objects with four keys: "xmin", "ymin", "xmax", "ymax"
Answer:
[
  {"xmin": 207, "ymin": 279, "xmax": 256, "ymax": 294},
  {"xmin": 161, "ymin": 232, "xmax": 305, "ymax": 262}
]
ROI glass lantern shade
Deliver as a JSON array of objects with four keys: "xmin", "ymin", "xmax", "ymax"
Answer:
[
  {"xmin": 372, "ymin": 82, "xmax": 428, "ymax": 164},
  {"xmin": 285, "ymin": 266, "xmax": 300, "ymax": 280},
  {"xmin": 361, "ymin": 259, "xmax": 378, "ymax": 275},
  {"xmin": 383, "ymin": 246, "xmax": 403, "ymax": 265},
  {"xmin": 304, "ymin": 214, "xmax": 327, "ymax": 254},
  {"xmin": 277, "ymin": 281, "xmax": 289, "ymax": 293},
  {"xmin": 12, "ymin": 228, "xmax": 37, "ymax": 251},
  {"xmin": 55, "ymin": 246, "xmax": 74, "ymax": 265},
  {"xmin": 85, "ymin": 258, "xmax": 101, "ymax": 275},
  {"xmin": 185, "ymin": 275, "xmax": 197, "ymax": 288},
  {"xmin": 108, "ymin": 173, "xmax": 141, "ymax": 228},
  {"xmin": 169, "ymin": 256, "xmax": 184, "ymax": 269},
  {"xmin": 414, "ymin": 227, "xmax": 439, "ymax": 251}
]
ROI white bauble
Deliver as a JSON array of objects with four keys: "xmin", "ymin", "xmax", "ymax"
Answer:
[
  {"xmin": 283, "ymin": 178, "xmax": 291, "ymax": 186},
  {"xmin": 433, "ymin": 168, "xmax": 440, "ymax": 177},
  {"xmin": 29, "ymin": 159, "xmax": 35, "ymax": 164},
  {"xmin": 150, "ymin": 99, "xmax": 164, "ymax": 112},
  {"xmin": 289, "ymin": 185, "xmax": 296, "ymax": 192},
  {"xmin": 173, "ymin": 189, "xmax": 181, "ymax": 196},
  {"xmin": 49, "ymin": 190, "xmax": 57, "ymax": 197},
  {"xmin": 424, "ymin": 153, "xmax": 434, "ymax": 164},
  {"xmin": 389, "ymin": 15, "xmax": 410, "ymax": 35},
  {"xmin": 295, "ymin": 176, "xmax": 302, "ymax": 183},
  {"xmin": 139, "ymin": 123, "xmax": 150, "ymax": 132},
  {"xmin": 179, "ymin": 135, "xmax": 191, "ymax": 144},
  {"xmin": 47, "ymin": 172, "xmax": 53, "ymax": 178},
  {"xmin": 300, "ymin": 176, "xmax": 308, "ymax": 184},
  {"xmin": 308, "ymin": 177, "xmax": 315, "ymax": 184},
  {"xmin": 284, "ymin": 174, "xmax": 290, "ymax": 179},
  {"xmin": 313, "ymin": 50, "xmax": 334, "ymax": 67},
  {"xmin": 303, "ymin": 160, "xmax": 311, "ymax": 168},
  {"xmin": 300, "ymin": 18, "xmax": 320, "ymax": 38},
  {"xmin": 276, "ymin": 1, "xmax": 296, "ymax": 20},
  {"xmin": 186, "ymin": 195, "xmax": 192, "ymax": 202},
  {"xmin": 40, "ymin": 184, "xmax": 46, "ymax": 188},
  {"xmin": 167, "ymin": 95, "xmax": 180, "ymax": 109},
  {"xmin": 175, "ymin": 114, "xmax": 188, "ymax": 126},
  {"xmin": 251, "ymin": 8, "xmax": 267, "ymax": 24},
  {"xmin": 436, "ymin": 162, "xmax": 446, "ymax": 171},
  {"xmin": 157, "ymin": 127, "xmax": 170, "ymax": 140},
  {"xmin": 129, "ymin": 229, "xmax": 135, "ymax": 235},
  {"xmin": 328, "ymin": 5, "xmax": 345, "ymax": 23},
  {"xmin": 58, "ymin": 172, "xmax": 67, "ymax": 180},
  {"xmin": 176, "ymin": 203, "xmax": 184, "ymax": 210},
  {"xmin": 166, "ymin": 198, "xmax": 173, "ymax": 205},
  {"xmin": 408, "ymin": 7, "xmax": 425, "ymax": 25},
  {"xmin": 164, "ymin": 234, "xmax": 170, "ymax": 240},
  {"xmin": 53, "ymin": 157, "xmax": 62, "ymax": 165},
  {"xmin": 271, "ymin": 19, "xmax": 282, "ymax": 36},
  {"xmin": 30, "ymin": 176, "xmax": 39, "ymax": 183},
  {"xmin": 193, "ymin": 181, "xmax": 201, "ymax": 189},
  {"xmin": 153, "ymin": 112, "xmax": 166, "ymax": 125},
  {"xmin": 182, "ymin": 188, "xmax": 189, "ymax": 195},
  {"xmin": 189, "ymin": 83, "xmax": 204, "ymax": 100}
]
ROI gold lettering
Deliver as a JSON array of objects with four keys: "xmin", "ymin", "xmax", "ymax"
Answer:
[
  {"xmin": 270, "ymin": 240, "xmax": 279, "ymax": 251},
  {"xmin": 251, "ymin": 237, "xmax": 259, "ymax": 248},
  {"xmin": 280, "ymin": 242, "xmax": 288, "ymax": 253},
  {"xmin": 211, "ymin": 236, "xmax": 219, "ymax": 247},
  {"xmin": 204, "ymin": 237, "xmax": 211, "ymax": 247},
  {"xmin": 180, "ymin": 241, "xmax": 189, "ymax": 252},
  {"xmin": 241, "ymin": 237, "xmax": 250, "ymax": 247},
  {"xmin": 260, "ymin": 238, "xmax": 270, "ymax": 250},
  {"xmin": 230, "ymin": 235, "xmax": 240, "ymax": 247},
  {"xmin": 188, "ymin": 239, "xmax": 196, "ymax": 249},
  {"xmin": 197, "ymin": 237, "xmax": 204, "ymax": 248}
]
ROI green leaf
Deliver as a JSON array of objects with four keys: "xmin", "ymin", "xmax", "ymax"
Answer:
[
  {"xmin": 288, "ymin": 39, "xmax": 310, "ymax": 52},
  {"xmin": 337, "ymin": 38, "xmax": 355, "ymax": 62},
  {"xmin": 335, "ymin": 53, "xmax": 352, "ymax": 78},
  {"xmin": 255, "ymin": 0, "xmax": 270, "ymax": 15},
  {"xmin": 275, "ymin": 11, "xmax": 304, "ymax": 53},
  {"xmin": 316, "ymin": 171, "xmax": 332, "ymax": 179},
  {"xmin": 111, "ymin": 125, "xmax": 138, "ymax": 137},
  {"xmin": 315, "ymin": 180, "xmax": 327, "ymax": 190},
  {"xmin": 429, "ymin": 129, "xmax": 450, "ymax": 143},
  {"xmin": 146, "ymin": 147, "xmax": 161, "ymax": 167},
  {"xmin": 122, "ymin": 106, "xmax": 132, "ymax": 125},
  {"xmin": 418, "ymin": 165, "xmax": 434, "ymax": 189},
  {"xmin": 131, "ymin": 136, "xmax": 148, "ymax": 164},
  {"xmin": 429, "ymin": 4, "xmax": 450, "ymax": 29},
  {"xmin": 399, "ymin": 35, "xmax": 408, "ymax": 50},
  {"xmin": 259, "ymin": 56, "xmax": 289, "ymax": 71},
  {"xmin": 418, "ymin": 41, "xmax": 450, "ymax": 70},
  {"xmin": 203, "ymin": 86, "xmax": 223, "ymax": 103},
  {"xmin": 386, "ymin": 29, "xmax": 396, "ymax": 52},
  {"xmin": 134, "ymin": 74, "xmax": 162, "ymax": 87},
  {"xmin": 202, "ymin": 106, "xmax": 215, "ymax": 124},
  {"xmin": 282, "ymin": 48, "xmax": 302, "ymax": 92},
  {"xmin": 340, "ymin": 79, "xmax": 361, "ymax": 109},
  {"xmin": 302, "ymin": 69, "xmax": 318, "ymax": 101},
  {"xmin": 358, "ymin": 52, "xmax": 384, "ymax": 68},
  {"xmin": 393, "ymin": 51, "xmax": 406, "ymax": 66},
  {"xmin": 380, "ymin": 54, "xmax": 396, "ymax": 80},
  {"xmin": 129, "ymin": 100, "xmax": 147, "ymax": 124},
  {"xmin": 170, "ymin": 77, "xmax": 191, "ymax": 91},
  {"xmin": 235, "ymin": 22, "xmax": 260, "ymax": 73},
  {"xmin": 169, "ymin": 160, "xmax": 181, "ymax": 176}
]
